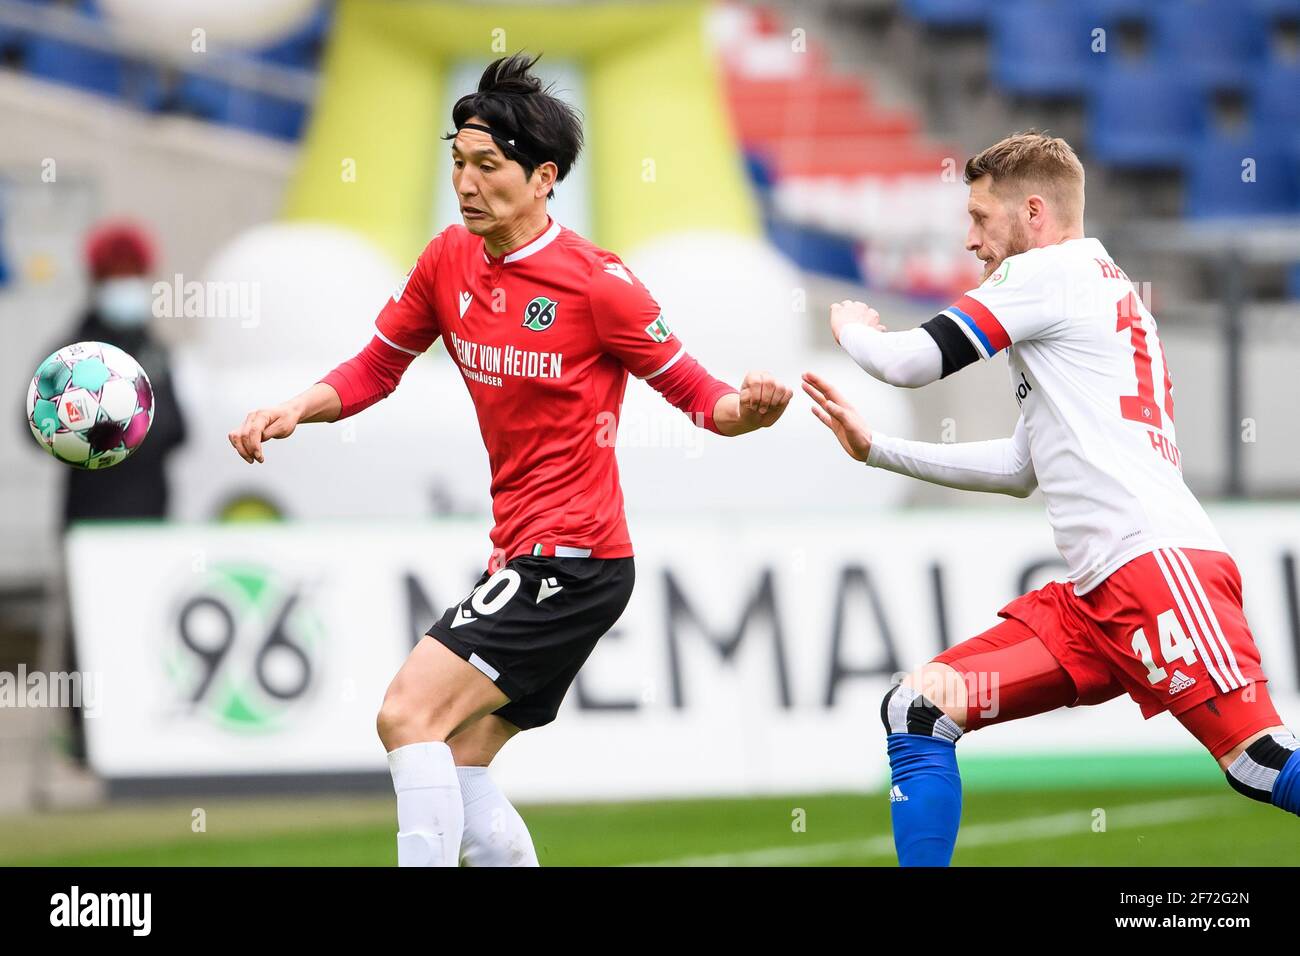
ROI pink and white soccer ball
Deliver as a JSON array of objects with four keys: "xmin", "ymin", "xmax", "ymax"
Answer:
[{"xmin": 26, "ymin": 341, "xmax": 155, "ymax": 470}]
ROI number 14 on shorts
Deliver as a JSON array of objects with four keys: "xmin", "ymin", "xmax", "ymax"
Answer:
[{"xmin": 1131, "ymin": 608, "xmax": 1197, "ymax": 687}]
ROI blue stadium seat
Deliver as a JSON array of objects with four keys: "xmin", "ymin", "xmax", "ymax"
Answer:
[
  {"xmin": 178, "ymin": 5, "xmax": 325, "ymax": 136},
  {"xmin": 1251, "ymin": 0, "xmax": 1300, "ymax": 21},
  {"xmin": 19, "ymin": 0, "xmax": 128, "ymax": 97},
  {"xmin": 743, "ymin": 150, "xmax": 775, "ymax": 192},
  {"xmin": 762, "ymin": 216, "xmax": 862, "ymax": 284},
  {"xmin": 989, "ymin": 1, "xmax": 1095, "ymax": 97},
  {"xmin": 1251, "ymin": 61, "xmax": 1300, "ymax": 132},
  {"xmin": 0, "ymin": 0, "xmax": 49, "ymax": 58},
  {"xmin": 178, "ymin": 74, "xmax": 306, "ymax": 141},
  {"xmin": 0, "ymin": 26, "xmax": 28, "ymax": 58},
  {"xmin": 1087, "ymin": 64, "xmax": 1206, "ymax": 168},
  {"xmin": 901, "ymin": 0, "xmax": 992, "ymax": 29},
  {"xmin": 1151, "ymin": 3, "xmax": 1269, "ymax": 90},
  {"xmin": 25, "ymin": 37, "xmax": 124, "ymax": 96},
  {"xmin": 1092, "ymin": 0, "xmax": 1160, "ymax": 25},
  {"xmin": 256, "ymin": 2, "xmax": 332, "ymax": 68},
  {"xmin": 1183, "ymin": 131, "xmax": 1300, "ymax": 217}
]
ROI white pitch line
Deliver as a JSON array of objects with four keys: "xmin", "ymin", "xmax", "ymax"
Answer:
[{"xmin": 630, "ymin": 795, "xmax": 1236, "ymax": 867}]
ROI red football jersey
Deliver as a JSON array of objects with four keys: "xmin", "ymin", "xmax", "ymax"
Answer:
[{"xmin": 374, "ymin": 216, "xmax": 698, "ymax": 566}]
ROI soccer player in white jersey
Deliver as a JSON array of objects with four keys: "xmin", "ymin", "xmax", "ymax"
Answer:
[{"xmin": 803, "ymin": 131, "xmax": 1299, "ymax": 866}]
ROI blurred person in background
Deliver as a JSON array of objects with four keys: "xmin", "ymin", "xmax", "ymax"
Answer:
[
  {"xmin": 56, "ymin": 220, "xmax": 187, "ymax": 527},
  {"xmin": 26, "ymin": 221, "xmax": 188, "ymax": 764}
]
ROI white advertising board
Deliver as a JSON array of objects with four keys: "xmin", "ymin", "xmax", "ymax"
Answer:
[{"xmin": 67, "ymin": 508, "xmax": 1300, "ymax": 800}]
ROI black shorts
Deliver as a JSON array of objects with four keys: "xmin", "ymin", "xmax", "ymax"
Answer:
[{"xmin": 427, "ymin": 555, "xmax": 635, "ymax": 730}]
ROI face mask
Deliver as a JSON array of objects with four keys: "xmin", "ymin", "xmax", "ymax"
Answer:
[{"xmin": 95, "ymin": 277, "xmax": 153, "ymax": 329}]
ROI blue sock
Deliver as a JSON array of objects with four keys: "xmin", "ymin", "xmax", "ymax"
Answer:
[
  {"xmin": 1272, "ymin": 749, "xmax": 1300, "ymax": 816},
  {"xmin": 887, "ymin": 734, "xmax": 963, "ymax": 866}
]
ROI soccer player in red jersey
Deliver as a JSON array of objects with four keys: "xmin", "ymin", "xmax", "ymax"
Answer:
[{"xmin": 229, "ymin": 54, "xmax": 791, "ymax": 866}]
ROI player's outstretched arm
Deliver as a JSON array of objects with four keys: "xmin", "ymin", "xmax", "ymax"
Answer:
[
  {"xmin": 803, "ymin": 371, "xmax": 1036, "ymax": 497},
  {"xmin": 830, "ymin": 300, "xmax": 945, "ymax": 389},
  {"xmin": 712, "ymin": 371, "xmax": 793, "ymax": 436},
  {"xmin": 229, "ymin": 382, "xmax": 341, "ymax": 464},
  {"xmin": 229, "ymin": 333, "xmax": 419, "ymax": 464}
]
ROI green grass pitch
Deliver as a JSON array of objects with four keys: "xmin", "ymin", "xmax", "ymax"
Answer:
[{"xmin": 0, "ymin": 783, "xmax": 1292, "ymax": 866}]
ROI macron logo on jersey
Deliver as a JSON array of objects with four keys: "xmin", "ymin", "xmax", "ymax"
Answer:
[
  {"xmin": 459, "ymin": 291, "xmax": 473, "ymax": 318},
  {"xmin": 603, "ymin": 262, "xmax": 632, "ymax": 284}
]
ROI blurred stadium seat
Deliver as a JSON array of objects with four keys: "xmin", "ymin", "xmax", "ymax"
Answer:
[
  {"xmin": 1252, "ymin": 0, "xmax": 1300, "ymax": 16},
  {"xmin": 1086, "ymin": 64, "xmax": 1207, "ymax": 169},
  {"xmin": 989, "ymin": 0, "xmax": 1093, "ymax": 98},
  {"xmin": 177, "ymin": 74, "xmax": 307, "ymax": 140},
  {"xmin": 718, "ymin": 4, "xmax": 973, "ymax": 298},
  {"xmin": 1251, "ymin": 60, "xmax": 1300, "ymax": 135},
  {"xmin": 1184, "ymin": 132, "xmax": 1300, "ymax": 217},
  {"xmin": 1150, "ymin": 2, "xmax": 1269, "ymax": 91},
  {"xmin": 1091, "ymin": 0, "xmax": 1158, "ymax": 25},
  {"xmin": 252, "ymin": 3, "xmax": 331, "ymax": 69},
  {"xmin": 900, "ymin": 0, "xmax": 991, "ymax": 30}
]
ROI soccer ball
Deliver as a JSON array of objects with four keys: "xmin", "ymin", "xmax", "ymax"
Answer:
[{"xmin": 27, "ymin": 341, "xmax": 154, "ymax": 469}]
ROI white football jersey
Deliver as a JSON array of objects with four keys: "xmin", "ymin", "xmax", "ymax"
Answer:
[{"xmin": 940, "ymin": 237, "xmax": 1226, "ymax": 594}]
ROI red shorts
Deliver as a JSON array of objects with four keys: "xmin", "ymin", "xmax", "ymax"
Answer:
[{"xmin": 936, "ymin": 548, "xmax": 1277, "ymax": 757}]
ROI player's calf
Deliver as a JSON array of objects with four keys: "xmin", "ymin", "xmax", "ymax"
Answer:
[
  {"xmin": 879, "ymin": 664, "xmax": 967, "ymax": 867},
  {"xmin": 447, "ymin": 717, "xmax": 539, "ymax": 866},
  {"xmin": 377, "ymin": 637, "xmax": 510, "ymax": 867},
  {"xmin": 1176, "ymin": 684, "xmax": 1300, "ymax": 818},
  {"xmin": 1223, "ymin": 727, "xmax": 1300, "ymax": 817}
]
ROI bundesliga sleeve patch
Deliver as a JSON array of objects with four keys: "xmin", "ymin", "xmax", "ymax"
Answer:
[{"xmin": 644, "ymin": 314, "xmax": 672, "ymax": 343}]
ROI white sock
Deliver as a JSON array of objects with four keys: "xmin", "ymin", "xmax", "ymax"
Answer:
[
  {"xmin": 387, "ymin": 741, "xmax": 464, "ymax": 867},
  {"xmin": 457, "ymin": 766, "xmax": 539, "ymax": 867}
]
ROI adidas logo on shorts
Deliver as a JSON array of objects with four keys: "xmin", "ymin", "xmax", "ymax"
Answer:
[
  {"xmin": 1168, "ymin": 670, "xmax": 1197, "ymax": 695},
  {"xmin": 888, "ymin": 785, "xmax": 909, "ymax": 803}
]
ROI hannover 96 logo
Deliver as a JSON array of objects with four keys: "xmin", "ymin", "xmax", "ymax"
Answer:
[
  {"xmin": 166, "ymin": 563, "xmax": 324, "ymax": 732},
  {"xmin": 522, "ymin": 296, "xmax": 557, "ymax": 331}
]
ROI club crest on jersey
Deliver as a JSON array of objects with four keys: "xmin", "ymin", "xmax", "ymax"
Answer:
[
  {"xmin": 644, "ymin": 314, "xmax": 672, "ymax": 344},
  {"xmin": 983, "ymin": 261, "xmax": 1011, "ymax": 287},
  {"xmin": 522, "ymin": 296, "xmax": 558, "ymax": 331}
]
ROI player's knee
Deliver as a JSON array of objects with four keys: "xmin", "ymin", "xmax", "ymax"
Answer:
[
  {"xmin": 1223, "ymin": 730, "xmax": 1300, "ymax": 804},
  {"xmin": 376, "ymin": 688, "xmax": 448, "ymax": 750},
  {"xmin": 375, "ymin": 696, "xmax": 407, "ymax": 750},
  {"xmin": 891, "ymin": 665, "xmax": 967, "ymax": 729},
  {"xmin": 881, "ymin": 679, "xmax": 965, "ymax": 742}
]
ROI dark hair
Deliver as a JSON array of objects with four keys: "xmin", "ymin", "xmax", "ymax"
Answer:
[{"xmin": 444, "ymin": 52, "xmax": 583, "ymax": 199}]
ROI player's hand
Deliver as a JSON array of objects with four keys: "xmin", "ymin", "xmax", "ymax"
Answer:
[
  {"xmin": 228, "ymin": 403, "xmax": 302, "ymax": 464},
  {"xmin": 737, "ymin": 371, "xmax": 792, "ymax": 430},
  {"xmin": 802, "ymin": 371, "xmax": 872, "ymax": 462},
  {"xmin": 830, "ymin": 299, "xmax": 886, "ymax": 345}
]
